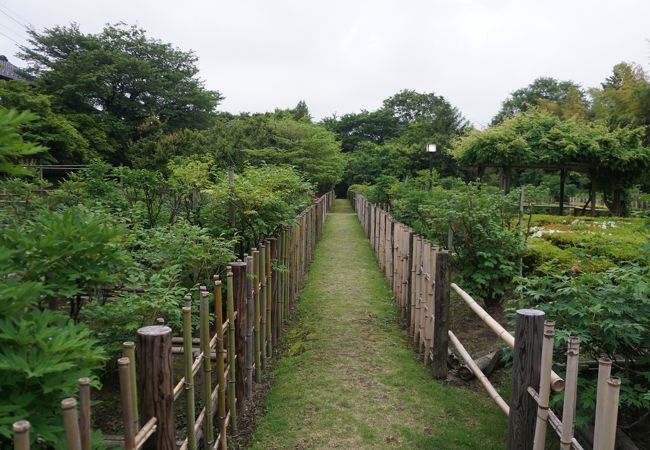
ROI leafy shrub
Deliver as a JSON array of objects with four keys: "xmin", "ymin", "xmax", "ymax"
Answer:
[
  {"xmin": 390, "ymin": 179, "xmax": 524, "ymax": 307},
  {"xmin": 515, "ymin": 264, "xmax": 650, "ymax": 423},
  {"xmin": 83, "ymin": 265, "xmax": 187, "ymax": 356},
  {"xmin": 127, "ymin": 220, "xmax": 235, "ymax": 287},
  {"xmin": 0, "ymin": 248, "xmax": 106, "ymax": 448},
  {"xmin": 1, "ymin": 205, "xmax": 130, "ymax": 319}
]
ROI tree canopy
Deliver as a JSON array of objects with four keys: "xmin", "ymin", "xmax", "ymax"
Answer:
[
  {"xmin": 0, "ymin": 81, "xmax": 91, "ymax": 163},
  {"xmin": 491, "ymin": 77, "xmax": 590, "ymax": 125},
  {"xmin": 454, "ymin": 108, "xmax": 650, "ymax": 171},
  {"xmin": 19, "ymin": 23, "xmax": 222, "ymax": 163}
]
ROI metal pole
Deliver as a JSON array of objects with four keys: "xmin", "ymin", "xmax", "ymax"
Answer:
[{"xmin": 428, "ymin": 152, "xmax": 433, "ymax": 191}]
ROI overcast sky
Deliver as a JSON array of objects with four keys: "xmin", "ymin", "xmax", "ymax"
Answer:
[{"xmin": 0, "ymin": 0, "xmax": 648, "ymax": 127}]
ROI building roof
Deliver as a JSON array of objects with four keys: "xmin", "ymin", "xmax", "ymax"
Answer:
[{"xmin": 0, "ymin": 55, "xmax": 31, "ymax": 82}]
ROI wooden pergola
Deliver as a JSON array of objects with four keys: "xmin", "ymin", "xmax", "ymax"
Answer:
[{"xmin": 476, "ymin": 162, "xmax": 599, "ymax": 216}]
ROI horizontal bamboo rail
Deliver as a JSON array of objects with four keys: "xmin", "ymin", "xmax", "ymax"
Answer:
[
  {"xmin": 448, "ymin": 331, "xmax": 509, "ymax": 415},
  {"xmin": 451, "ymin": 283, "xmax": 565, "ymax": 392}
]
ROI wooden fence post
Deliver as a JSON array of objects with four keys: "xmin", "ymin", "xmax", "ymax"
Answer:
[
  {"xmin": 12, "ymin": 421, "xmax": 30, "ymax": 450},
  {"xmin": 61, "ymin": 398, "xmax": 82, "ymax": 450},
  {"xmin": 226, "ymin": 268, "xmax": 238, "ymax": 432},
  {"xmin": 245, "ymin": 255, "xmax": 254, "ymax": 398},
  {"xmin": 406, "ymin": 231, "xmax": 414, "ymax": 327},
  {"xmin": 78, "ymin": 378, "xmax": 91, "ymax": 450},
  {"xmin": 137, "ymin": 325, "xmax": 174, "ymax": 450},
  {"xmin": 265, "ymin": 239, "xmax": 273, "ymax": 356},
  {"xmin": 431, "ymin": 250, "xmax": 450, "ymax": 379},
  {"xmin": 253, "ymin": 249, "xmax": 262, "ymax": 383},
  {"xmin": 259, "ymin": 244, "xmax": 267, "ymax": 368},
  {"xmin": 122, "ymin": 342, "xmax": 139, "ymax": 431},
  {"xmin": 213, "ymin": 277, "xmax": 227, "ymax": 449},
  {"xmin": 507, "ymin": 309, "xmax": 545, "ymax": 450},
  {"xmin": 229, "ymin": 261, "xmax": 247, "ymax": 404},
  {"xmin": 118, "ymin": 357, "xmax": 136, "ymax": 450}
]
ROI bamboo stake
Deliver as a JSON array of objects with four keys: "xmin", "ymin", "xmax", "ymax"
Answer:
[
  {"xmin": 527, "ymin": 387, "xmax": 585, "ymax": 450},
  {"xmin": 226, "ymin": 267, "xmax": 237, "ymax": 431},
  {"xmin": 533, "ymin": 321, "xmax": 555, "ymax": 450},
  {"xmin": 601, "ymin": 377, "xmax": 621, "ymax": 450},
  {"xmin": 182, "ymin": 306, "xmax": 197, "ymax": 450},
  {"xmin": 213, "ymin": 277, "xmax": 227, "ymax": 450},
  {"xmin": 451, "ymin": 283, "xmax": 565, "ymax": 392},
  {"xmin": 78, "ymin": 378, "xmax": 91, "ymax": 450},
  {"xmin": 117, "ymin": 357, "xmax": 136, "ymax": 450},
  {"xmin": 245, "ymin": 255, "xmax": 254, "ymax": 398},
  {"xmin": 253, "ymin": 249, "xmax": 261, "ymax": 383},
  {"xmin": 265, "ymin": 239, "xmax": 273, "ymax": 356},
  {"xmin": 122, "ymin": 341, "xmax": 139, "ymax": 431},
  {"xmin": 259, "ymin": 244, "xmax": 267, "ymax": 368},
  {"xmin": 12, "ymin": 421, "xmax": 30, "ymax": 450},
  {"xmin": 61, "ymin": 398, "xmax": 82, "ymax": 450},
  {"xmin": 560, "ymin": 336, "xmax": 580, "ymax": 450},
  {"xmin": 449, "ymin": 330, "xmax": 509, "ymax": 414},
  {"xmin": 593, "ymin": 358, "xmax": 613, "ymax": 450},
  {"xmin": 283, "ymin": 231, "xmax": 288, "ymax": 322},
  {"xmin": 200, "ymin": 290, "xmax": 214, "ymax": 449}
]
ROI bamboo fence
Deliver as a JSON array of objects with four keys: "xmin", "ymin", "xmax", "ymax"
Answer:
[
  {"xmin": 351, "ymin": 194, "xmax": 622, "ymax": 450},
  {"xmin": 11, "ymin": 192, "xmax": 334, "ymax": 450},
  {"xmin": 352, "ymin": 194, "xmax": 451, "ymax": 377}
]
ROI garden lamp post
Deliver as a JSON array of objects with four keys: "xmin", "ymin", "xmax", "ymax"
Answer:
[{"xmin": 427, "ymin": 143, "xmax": 437, "ymax": 191}]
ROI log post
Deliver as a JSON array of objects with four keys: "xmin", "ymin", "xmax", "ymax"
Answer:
[
  {"xmin": 431, "ymin": 250, "xmax": 450, "ymax": 379},
  {"xmin": 78, "ymin": 378, "xmax": 91, "ymax": 450},
  {"xmin": 136, "ymin": 325, "xmax": 174, "ymax": 450},
  {"xmin": 507, "ymin": 309, "xmax": 545, "ymax": 450}
]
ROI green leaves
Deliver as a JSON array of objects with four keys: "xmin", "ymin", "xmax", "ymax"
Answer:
[
  {"xmin": 0, "ymin": 251, "xmax": 106, "ymax": 447},
  {"xmin": 1, "ymin": 205, "xmax": 129, "ymax": 315},
  {"xmin": 0, "ymin": 109, "xmax": 46, "ymax": 176},
  {"xmin": 517, "ymin": 264, "xmax": 650, "ymax": 421},
  {"xmin": 387, "ymin": 179, "xmax": 523, "ymax": 307}
]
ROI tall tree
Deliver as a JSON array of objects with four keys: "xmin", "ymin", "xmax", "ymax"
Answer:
[
  {"xmin": 590, "ymin": 62, "xmax": 650, "ymax": 144},
  {"xmin": 19, "ymin": 23, "xmax": 222, "ymax": 163},
  {"xmin": 491, "ymin": 77, "xmax": 589, "ymax": 125},
  {"xmin": 321, "ymin": 109, "xmax": 402, "ymax": 152}
]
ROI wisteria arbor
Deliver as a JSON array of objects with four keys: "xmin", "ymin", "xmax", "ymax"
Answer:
[{"xmin": 452, "ymin": 108, "xmax": 650, "ymax": 215}]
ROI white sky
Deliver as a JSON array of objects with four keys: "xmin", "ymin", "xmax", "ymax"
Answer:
[{"xmin": 0, "ymin": 0, "xmax": 648, "ymax": 128}]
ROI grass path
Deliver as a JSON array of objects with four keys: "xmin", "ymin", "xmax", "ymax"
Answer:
[{"xmin": 248, "ymin": 200, "xmax": 507, "ymax": 449}]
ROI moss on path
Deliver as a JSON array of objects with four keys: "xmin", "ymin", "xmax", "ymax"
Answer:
[{"xmin": 248, "ymin": 200, "xmax": 507, "ymax": 449}]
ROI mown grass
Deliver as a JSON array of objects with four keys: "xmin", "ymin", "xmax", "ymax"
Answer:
[{"xmin": 248, "ymin": 200, "xmax": 507, "ymax": 449}]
